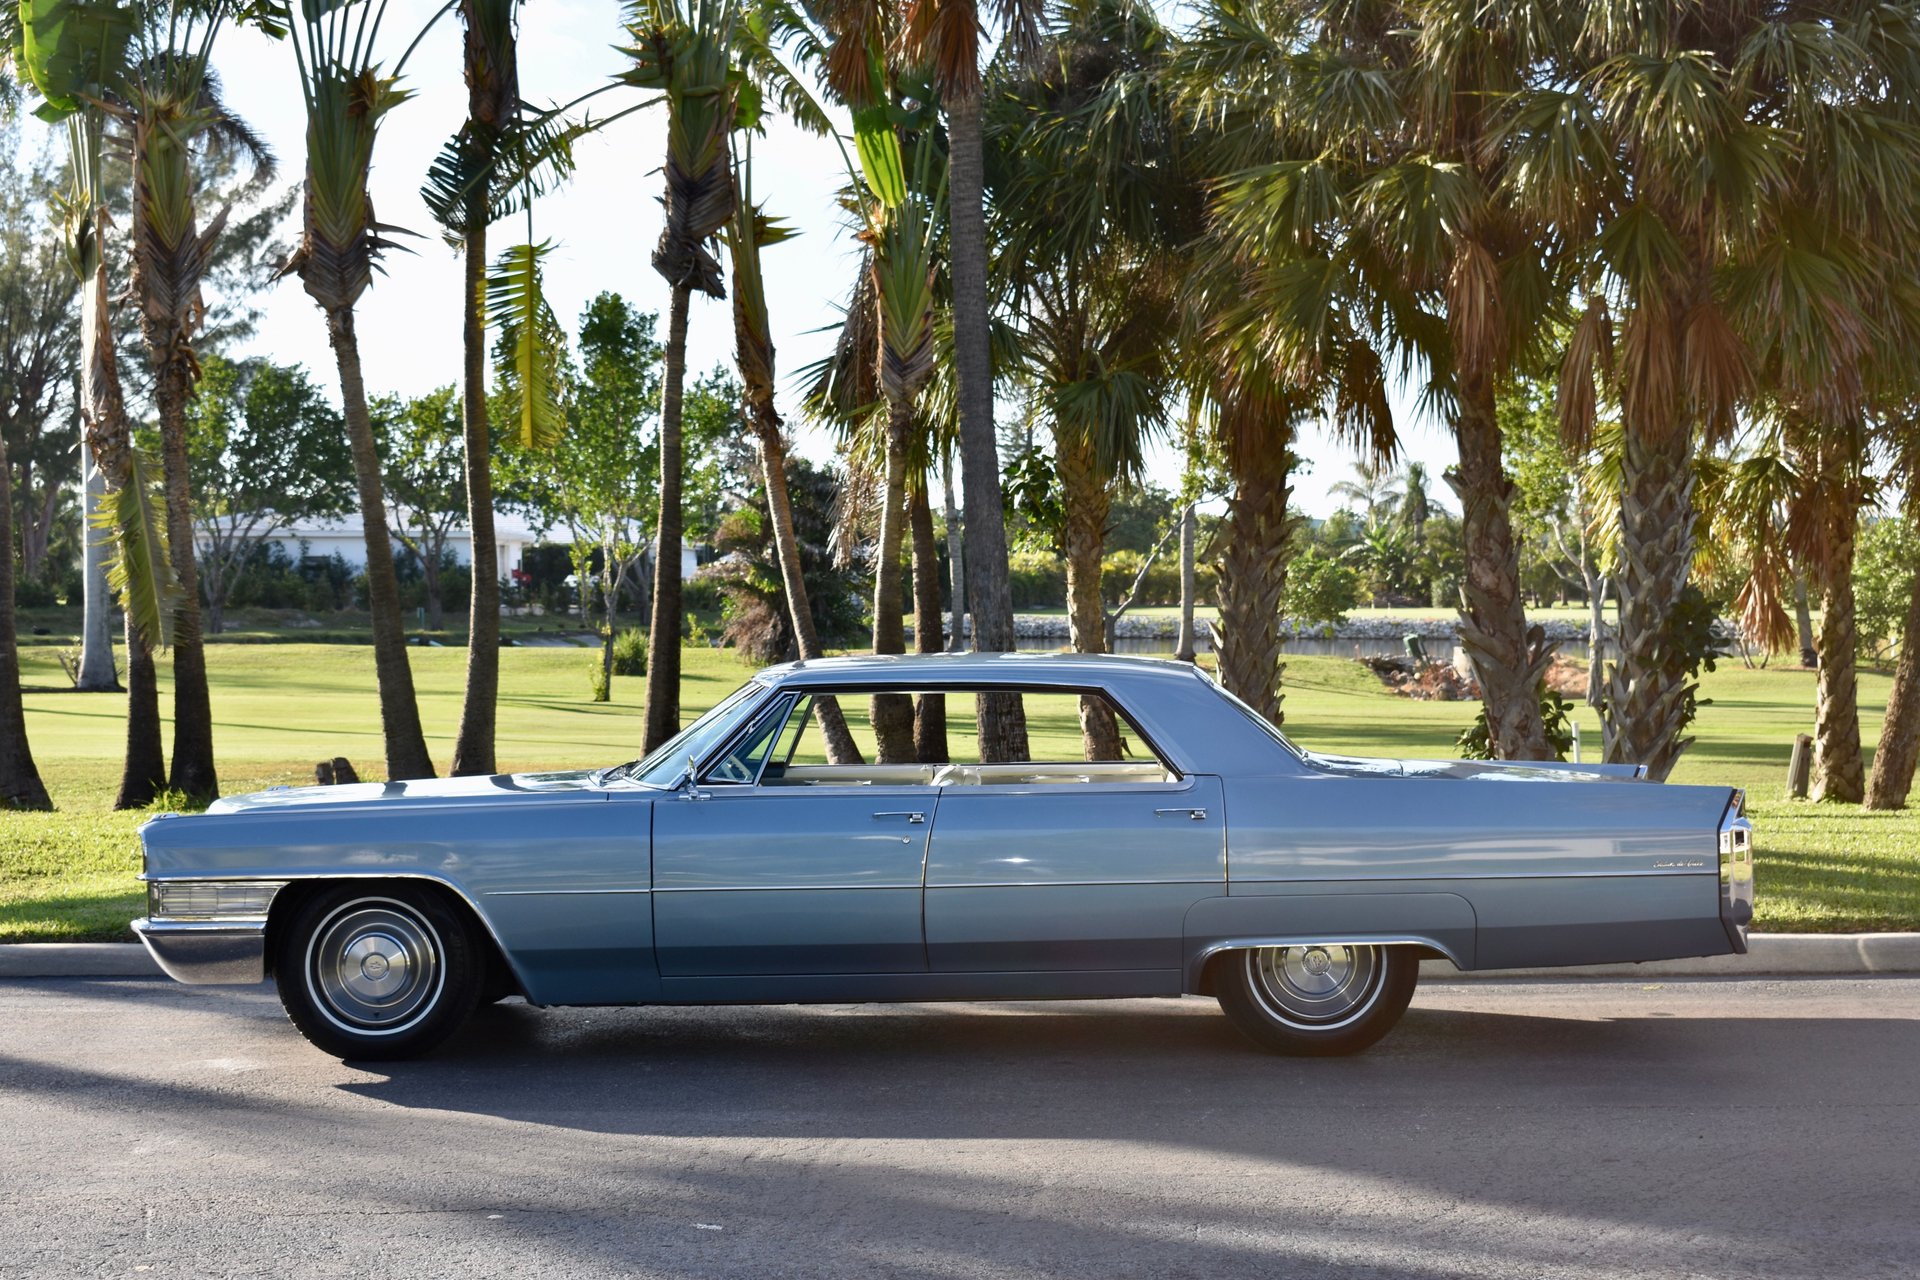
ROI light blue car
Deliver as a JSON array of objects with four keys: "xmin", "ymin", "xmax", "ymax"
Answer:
[{"xmin": 134, "ymin": 653, "xmax": 1754, "ymax": 1060}]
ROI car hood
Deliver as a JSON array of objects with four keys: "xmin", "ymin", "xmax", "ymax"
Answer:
[
  {"xmin": 1302, "ymin": 752, "xmax": 1647, "ymax": 782},
  {"xmin": 201, "ymin": 770, "xmax": 608, "ymax": 815}
]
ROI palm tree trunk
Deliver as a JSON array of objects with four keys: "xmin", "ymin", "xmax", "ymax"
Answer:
[
  {"xmin": 116, "ymin": 613, "xmax": 166, "ymax": 809},
  {"xmin": 643, "ymin": 282, "xmax": 691, "ymax": 753},
  {"xmin": 942, "ymin": 451, "xmax": 966, "ymax": 652},
  {"xmin": 908, "ymin": 483, "xmax": 948, "ymax": 764},
  {"xmin": 1214, "ymin": 444, "xmax": 1292, "ymax": 724},
  {"xmin": 155, "ymin": 362, "xmax": 218, "ymax": 799},
  {"xmin": 0, "ymin": 428, "xmax": 52, "ymax": 811},
  {"xmin": 1867, "ymin": 523, "xmax": 1920, "ymax": 808},
  {"xmin": 1448, "ymin": 374, "xmax": 1550, "ymax": 761},
  {"xmin": 1812, "ymin": 492, "xmax": 1864, "ymax": 802},
  {"xmin": 452, "ymin": 217, "xmax": 500, "ymax": 776},
  {"xmin": 1174, "ymin": 503, "xmax": 1197, "ymax": 664},
  {"xmin": 77, "ymin": 439, "xmax": 118, "ymax": 691},
  {"xmin": 1058, "ymin": 432, "xmax": 1123, "ymax": 760},
  {"xmin": 327, "ymin": 306, "xmax": 436, "ymax": 781},
  {"xmin": 750, "ymin": 419, "xmax": 860, "ymax": 765},
  {"xmin": 1603, "ymin": 424, "xmax": 1695, "ymax": 780},
  {"xmin": 946, "ymin": 84, "xmax": 1028, "ymax": 764},
  {"xmin": 870, "ymin": 406, "xmax": 914, "ymax": 764}
]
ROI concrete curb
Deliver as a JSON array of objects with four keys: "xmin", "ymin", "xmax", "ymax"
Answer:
[
  {"xmin": 0, "ymin": 943, "xmax": 160, "ymax": 978},
  {"xmin": 4, "ymin": 935, "xmax": 1920, "ymax": 981}
]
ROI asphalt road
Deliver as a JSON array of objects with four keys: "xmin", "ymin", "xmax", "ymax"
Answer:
[{"xmin": 2, "ymin": 977, "xmax": 1916, "ymax": 1280}]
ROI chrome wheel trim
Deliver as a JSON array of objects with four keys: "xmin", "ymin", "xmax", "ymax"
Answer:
[
  {"xmin": 1243, "ymin": 944, "xmax": 1387, "ymax": 1031},
  {"xmin": 305, "ymin": 898, "xmax": 446, "ymax": 1037}
]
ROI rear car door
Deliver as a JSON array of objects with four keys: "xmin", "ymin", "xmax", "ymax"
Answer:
[{"xmin": 922, "ymin": 689, "xmax": 1226, "ymax": 973}]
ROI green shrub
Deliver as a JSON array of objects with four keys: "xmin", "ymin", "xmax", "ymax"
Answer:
[
  {"xmin": 1855, "ymin": 515, "xmax": 1920, "ymax": 662},
  {"xmin": 610, "ymin": 627, "xmax": 647, "ymax": 675},
  {"xmin": 1008, "ymin": 549, "xmax": 1067, "ymax": 609},
  {"xmin": 588, "ymin": 659, "xmax": 609, "ymax": 702},
  {"xmin": 1283, "ymin": 548, "xmax": 1361, "ymax": 630}
]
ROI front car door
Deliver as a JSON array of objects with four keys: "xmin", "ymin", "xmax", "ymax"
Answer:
[{"xmin": 650, "ymin": 694, "xmax": 934, "ymax": 976}]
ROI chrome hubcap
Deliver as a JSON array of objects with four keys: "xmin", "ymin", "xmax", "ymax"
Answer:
[
  {"xmin": 1246, "ymin": 945, "xmax": 1385, "ymax": 1028},
  {"xmin": 309, "ymin": 902, "xmax": 443, "ymax": 1032}
]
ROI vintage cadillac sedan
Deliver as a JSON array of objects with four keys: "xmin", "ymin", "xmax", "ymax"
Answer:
[{"xmin": 134, "ymin": 653, "xmax": 1754, "ymax": 1060}]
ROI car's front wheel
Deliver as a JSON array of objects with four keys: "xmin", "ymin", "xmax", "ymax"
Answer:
[
  {"xmin": 1214, "ymin": 943, "xmax": 1417, "ymax": 1056},
  {"xmin": 274, "ymin": 885, "xmax": 483, "ymax": 1061}
]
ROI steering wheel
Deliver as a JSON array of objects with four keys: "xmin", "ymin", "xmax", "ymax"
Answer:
[{"xmin": 709, "ymin": 754, "xmax": 755, "ymax": 784}]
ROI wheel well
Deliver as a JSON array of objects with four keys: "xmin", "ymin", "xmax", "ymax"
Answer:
[
  {"xmin": 1192, "ymin": 941, "xmax": 1450, "ymax": 996},
  {"xmin": 264, "ymin": 878, "xmax": 519, "ymax": 996}
]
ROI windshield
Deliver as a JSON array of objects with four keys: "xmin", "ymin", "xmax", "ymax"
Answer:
[{"xmin": 626, "ymin": 679, "xmax": 770, "ymax": 787}]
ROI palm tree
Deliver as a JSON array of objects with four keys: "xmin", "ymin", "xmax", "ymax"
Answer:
[
  {"xmin": 283, "ymin": 0, "xmax": 438, "ymax": 781},
  {"xmin": 14, "ymin": 0, "xmax": 169, "ymax": 805},
  {"xmin": 0, "ymin": 356, "xmax": 49, "ymax": 808},
  {"xmin": 1327, "ymin": 460, "xmax": 1402, "ymax": 529},
  {"xmin": 1396, "ymin": 461, "xmax": 1431, "ymax": 543},
  {"xmin": 1171, "ymin": 0, "xmax": 1563, "ymax": 761},
  {"xmin": 1868, "ymin": 422, "xmax": 1920, "ymax": 809},
  {"xmin": 988, "ymin": 0, "xmax": 1183, "ymax": 760},
  {"xmin": 723, "ymin": 143, "xmax": 862, "ymax": 763},
  {"xmin": 620, "ymin": 0, "xmax": 743, "ymax": 753},
  {"xmin": 891, "ymin": 0, "xmax": 1042, "ymax": 762},
  {"xmin": 1553, "ymin": 1, "xmax": 1920, "ymax": 780},
  {"xmin": 114, "ymin": 9, "xmax": 275, "ymax": 801},
  {"xmin": 435, "ymin": 0, "xmax": 519, "ymax": 778}
]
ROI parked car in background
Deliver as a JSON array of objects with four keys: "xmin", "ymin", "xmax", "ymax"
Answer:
[{"xmin": 134, "ymin": 654, "xmax": 1754, "ymax": 1060}]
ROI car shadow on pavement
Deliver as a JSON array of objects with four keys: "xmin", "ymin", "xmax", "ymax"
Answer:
[{"xmin": 8, "ymin": 984, "xmax": 1920, "ymax": 1279}]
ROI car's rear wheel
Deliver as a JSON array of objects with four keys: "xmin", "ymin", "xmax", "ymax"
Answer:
[
  {"xmin": 274, "ymin": 885, "xmax": 483, "ymax": 1061},
  {"xmin": 1214, "ymin": 943, "xmax": 1416, "ymax": 1056}
]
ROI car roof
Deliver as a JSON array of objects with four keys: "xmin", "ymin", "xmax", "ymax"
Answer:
[{"xmin": 758, "ymin": 651, "xmax": 1212, "ymax": 688}]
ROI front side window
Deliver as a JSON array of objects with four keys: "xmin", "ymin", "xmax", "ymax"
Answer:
[
  {"xmin": 629, "ymin": 679, "xmax": 770, "ymax": 787},
  {"xmin": 700, "ymin": 696, "xmax": 793, "ymax": 785}
]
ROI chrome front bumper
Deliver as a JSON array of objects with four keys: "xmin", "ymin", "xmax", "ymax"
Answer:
[{"xmin": 132, "ymin": 918, "xmax": 268, "ymax": 985}]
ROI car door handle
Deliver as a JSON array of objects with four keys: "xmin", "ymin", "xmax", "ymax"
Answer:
[
  {"xmin": 872, "ymin": 811, "xmax": 926, "ymax": 824},
  {"xmin": 1154, "ymin": 807, "xmax": 1208, "ymax": 821}
]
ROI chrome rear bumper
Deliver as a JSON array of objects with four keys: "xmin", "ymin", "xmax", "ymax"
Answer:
[{"xmin": 132, "ymin": 918, "xmax": 268, "ymax": 985}]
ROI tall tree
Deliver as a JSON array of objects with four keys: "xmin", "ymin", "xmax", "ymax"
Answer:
[
  {"xmin": 1868, "ymin": 433, "xmax": 1920, "ymax": 809},
  {"xmin": 188, "ymin": 355, "xmax": 353, "ymax": 636},
  {"xmin": 1174, "ymin": 0, "xmax": 1563, "ymax": 759},
  {"xmin": 422, "ymin": 0, "xmax": 578, "ymax": 774},
  {"xmin": 890, "ymin": 0, "xmax": 1039, "ymax": 761},
  {"xmin": 500, "ymin": 292, "xmax": 655, "ymax": 699},
  {"xmin": 13, "ymin": 0, "xmax": 170, "ymax": 804},
  {"xmin": 620, "ymin": 0, "xmax": 743, "ymax": 751},
  {"xmin": 111, "ymin": 3, "xmax": 276, "ymax": 800},
  {"xmin": 1555, "ymin": 1, "xmax": 1920, "ymax": 779},
  {"xmin": 377, "ymin": 387, "xmax": 467, "ymax": 633},
  {"xmin": 988, "ymin": 0, "xmax": 1183, "ymax": 759},
  {"xmin": 722, "ymin": 143, "xmax": 860, "ymax": 762},
  {"xmin": 283, "ymin": 0, "xmax": 438, "ymax": 780}
]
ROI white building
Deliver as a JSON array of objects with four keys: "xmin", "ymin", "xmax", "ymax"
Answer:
[
  {"xmin": 257, "ymin": 512, "xmax": 699, "ymax": 580},
  {"xmin": 260, "ymin": 510, "xmax": 542, "ymax": 574}
]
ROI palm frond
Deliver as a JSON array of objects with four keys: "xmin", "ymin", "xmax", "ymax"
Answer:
[
  {"xmin": 92, "ymin": 446, "xmax": 180, "ymax": 651},
  {"xmin": 486, "ymin": 240, "xmax": 568, "ymax": 449}
]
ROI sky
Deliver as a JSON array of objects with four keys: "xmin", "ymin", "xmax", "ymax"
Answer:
[{"xmin": 202, "ymin": 1, "xmax": 1462, "ymax": 522}]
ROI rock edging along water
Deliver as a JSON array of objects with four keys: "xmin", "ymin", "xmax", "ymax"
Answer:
[{"xmin": 928, "ymin": 613, "xmax": 1597, "ymax": 643}]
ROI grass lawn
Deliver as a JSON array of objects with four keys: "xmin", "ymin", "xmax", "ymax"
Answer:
[{"xmin": 3, "ymin": 641, "xmax": 1912, "ymax": 941}]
